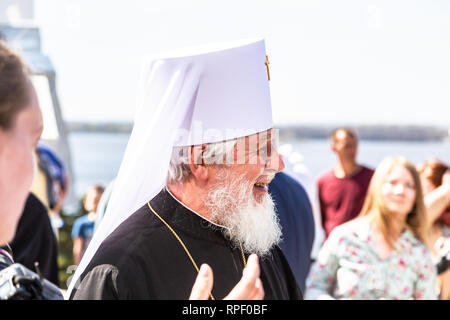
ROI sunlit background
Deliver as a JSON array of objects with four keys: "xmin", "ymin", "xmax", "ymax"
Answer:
[{"xmin": 31, "ymin": 0, "xmax": 450, "ymax": 126}]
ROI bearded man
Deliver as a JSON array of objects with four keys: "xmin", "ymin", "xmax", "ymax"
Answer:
[{"xmin": 68, "ymin": 39, "xmax": 302, "ymax": 300}]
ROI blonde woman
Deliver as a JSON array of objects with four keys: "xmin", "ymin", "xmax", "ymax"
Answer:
[{"xmin": 305, "ymin": 156, "xmax": 437, "ymax": 299}]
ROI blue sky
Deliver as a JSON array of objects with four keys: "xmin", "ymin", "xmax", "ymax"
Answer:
[{"xmin": 33, "ymin": 0, "xmax": 450, "ymax": 127}]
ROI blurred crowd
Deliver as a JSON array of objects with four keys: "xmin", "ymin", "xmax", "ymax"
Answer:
[{"xmin": 302, "ymin": 128, "xmax": 450, "ymax": 300}]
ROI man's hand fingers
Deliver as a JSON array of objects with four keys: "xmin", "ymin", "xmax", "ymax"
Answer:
[
  {"xmin": 224, "ymin": 254, "xmax": 264, "ymax": 300},
  {"xmin": 189, "ymin": 264, "xmax": 214, "ymax": 300},
  {"xmin": 243, "ymin": 254, "xmax": 260, "ymax": 280},
  {"xmin": 244, "ymin": 277, "xmax": 265, "ymax": 300},
  {"xmin": 190, "ymin": 255, "xmax": 265, "ymax": 300},
  {"xmin": 249, "ymin": 278, "xmax": 265, "ymax": 300}
]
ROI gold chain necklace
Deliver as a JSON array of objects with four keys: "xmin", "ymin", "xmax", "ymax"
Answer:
[{"xmin": 147, "ymin": 202, "xmax": 247, "ymax": 300}]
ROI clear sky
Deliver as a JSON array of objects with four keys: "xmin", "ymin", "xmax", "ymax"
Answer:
[{"xmin": 33, "ymin": 0, "xmax": 450, "ymax": 127}]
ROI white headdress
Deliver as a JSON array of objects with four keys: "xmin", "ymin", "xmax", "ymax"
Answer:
[{"xmin": 66, "ymin": 38, "xmax": 273, "ymax": 297}]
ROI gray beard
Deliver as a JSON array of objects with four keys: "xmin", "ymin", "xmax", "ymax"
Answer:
[{"xmin": 205, "ymin": 170, "xmax": 282, "ymax": 257}]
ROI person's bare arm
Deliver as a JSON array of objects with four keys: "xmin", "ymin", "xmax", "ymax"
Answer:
[
  {"xmin": 189, "ymin": 254, "xmax": 264, "ymax": 300},
  {"xmin": 424, "ymin": 170, "xmax": 450, "ymax": 226},
  {"xmin": 437, "ymin": 269, "xmax": 450, "ymax": 300},
  {"xmin": 72, "ymin": 237, "xmax": 83, "ymax": 266}
]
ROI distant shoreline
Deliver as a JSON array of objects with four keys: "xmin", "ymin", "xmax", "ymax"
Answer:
[{"xmin": 66, "ymin": 122, "xmax": 450, "ymax": 142}]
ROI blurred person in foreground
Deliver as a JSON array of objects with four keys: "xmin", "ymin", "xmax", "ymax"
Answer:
[
  {"xmin": 0, "ymin": 41, "xmax": 238, "ymax": 300},
  {"xmin": 68, "ymin": 39, "xmax": 301, "ymax": 300},
  {"xmin": 318, "ymin": 127, "xmax": 374, "ymax": 238},
  {"xmin": 0, "ymin": 41, "xmax": 63, "ymax": 299},
  {"xmin": 417, "ymin": 159, "xmax": 450, "ymax": 299},
  {"xmin": 72, "ymin": 185, "xmax": 105, "ymax": 265},
  {"xmin": 0, "ymin": 40, "xmax": 44, "ymax": 251},
  {"xmin": 306, "ymin": 156, "xmax": 437, "ymax": 300}
]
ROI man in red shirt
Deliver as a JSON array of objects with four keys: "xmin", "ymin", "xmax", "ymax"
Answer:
[{"xmin": 318, "ymin": 128, "xmax": 374, "ymax": 238}]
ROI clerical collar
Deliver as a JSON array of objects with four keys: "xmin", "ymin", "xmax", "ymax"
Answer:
[{"xmin": 165, "ymin": 186, "xmax": 230, "ymax": 231}]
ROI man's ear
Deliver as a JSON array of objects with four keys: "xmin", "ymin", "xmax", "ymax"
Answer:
[
  {"xmin": 278, "ymin": 154, "xmax": 285, "ymax": 172},
  {"xmin": 188, "ymin": 145, "xmax": 209, "ymax": 184}
]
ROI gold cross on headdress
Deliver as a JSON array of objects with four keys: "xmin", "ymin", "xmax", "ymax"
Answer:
[{"xmin": 265, "ymin": 55, "xmax": 271, "ymax": 81}]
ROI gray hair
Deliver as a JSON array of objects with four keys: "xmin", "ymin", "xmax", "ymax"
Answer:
[{"xmin": 167, "ymin": 139, "xmax": 238, "ymax": 184}]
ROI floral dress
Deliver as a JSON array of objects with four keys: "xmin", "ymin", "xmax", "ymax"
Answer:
[{"xmin": 305, "ymin": 217, "xmax": 438, "ymax": 300}]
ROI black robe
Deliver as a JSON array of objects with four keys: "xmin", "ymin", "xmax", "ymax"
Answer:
[
  {"xmin": 70, "ymin": 189, "xmax": 302, "ymax": 300},
  {"xmin": 10, "ymin": 193, "xmax": 59, "ymax": 286}
]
